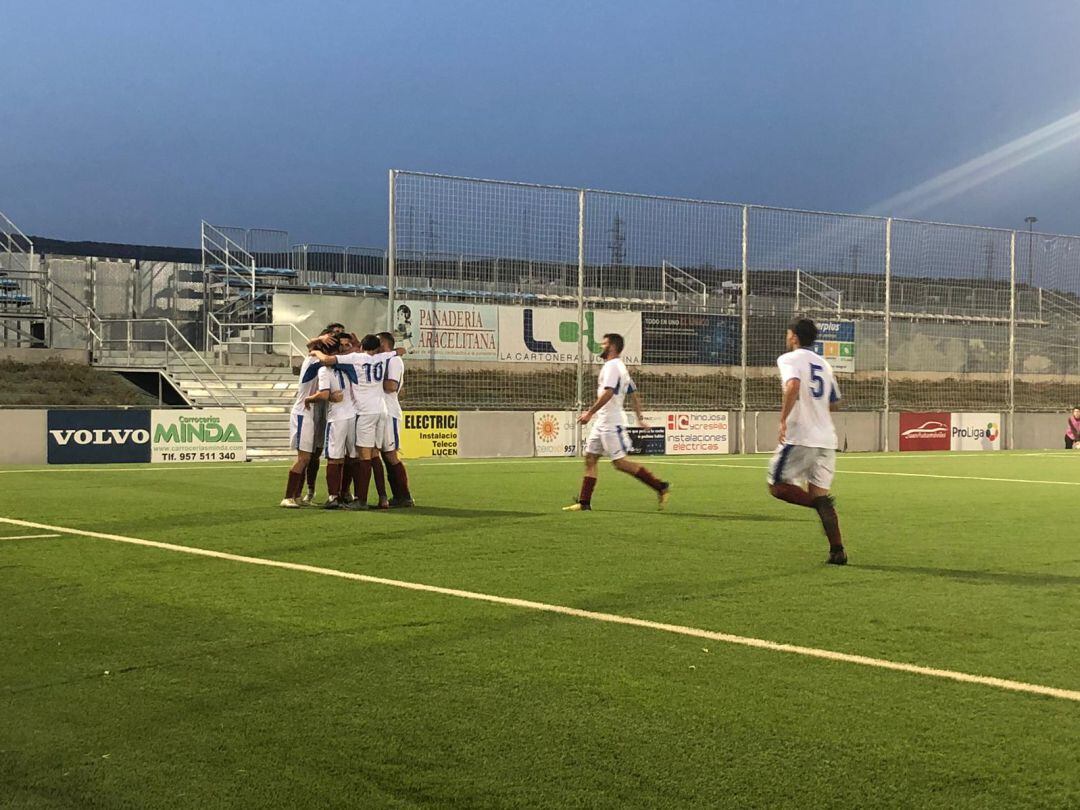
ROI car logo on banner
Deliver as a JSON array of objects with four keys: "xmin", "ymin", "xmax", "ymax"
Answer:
[{"xmin": 898, "ymin": 412, "xmax": 952, "ymax": 451}]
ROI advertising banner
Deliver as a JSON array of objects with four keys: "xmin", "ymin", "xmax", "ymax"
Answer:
[
  {"xmin": 400, "ymin": 411, "xmax": 459, "ymax": 458},
  {"xmin": 47, "ymin": 409, "xmax": 152, "ymax": 464},
  {"xmin": 498, "ymin": 307, "xmax": 641, "ymax": 364},
  {"xmin": 899, "ymin": 412, "xmax": 952, "ymax": 452},
  {"xmin": 533, "ymin": 411, "xmax": 579, "ymax": 457},
  {"xmin": 641, "ymin": 312, "xmax": 740, "ymax": 365},
  {"xmin": 625, "ymin": 425, "xmax": 667, "ymax": 455},
  {"xmin": 813, "ymin": 321, "xmax": 856, "ymax": 373},
  {"xmin": 151, "ymin": 410, "xmax": 247, "ymax": 463},
  {"xmin": 951, "ymin": 412, "xmax": 1001, "ymax": 451},
  {"xmin": 393, "ymin": 301, "xmax": 499, "ymax": 361},
  {"xmin": 644, "ymin": 410, "xmax": 730, "ymax": 455}
]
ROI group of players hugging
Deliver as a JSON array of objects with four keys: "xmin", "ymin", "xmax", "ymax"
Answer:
[{"xmin": 281, "ymin": 323, "xmax": 415, "ymax": 511}]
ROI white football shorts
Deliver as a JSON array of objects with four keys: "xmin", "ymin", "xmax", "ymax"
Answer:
[
  {"xmin": 767, "ymin": 444, "xmax": 835, "ymax": 489},
  {"xmin": 289, "ymin": 411, "xmax": 320, "ymax": 454},
  {"xmin": 354, "ymin": 412, "xmax": 382, "ymax": 449},
  {"xmin": 377, "ymin": 413, "xmax": 401, "ymax": 453},
  {"xmin": 585, "ymin": 424, "xmax": 631, "ymax": 461},
  {"xmin": 323, "ymin": 419, "xmax": 357, "ymax": 460}
]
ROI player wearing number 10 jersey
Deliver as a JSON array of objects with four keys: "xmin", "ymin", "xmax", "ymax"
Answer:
[{"xmin": 767, "ymin": 318, "xmax": 846, "ymax": 565}]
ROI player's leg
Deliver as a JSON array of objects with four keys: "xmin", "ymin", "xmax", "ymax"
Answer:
[
  {"xmin": 303, "ymin": 453, "xmax": 321, "ymax": 504},
  {"xmin": 564, "ymin": 452, "xmax": 600, "ymax": 511},
  {"xmin": 383, "ymin": 418, "xmax": 415, "ymax": 507},
  {"xmin": 606, "ymin": 428, "xmax": 670, "ymax": 509},
  {"xmin": 304, "ymin": 405, "xmax": 326, "ymax": 504},
  {"xmin": 370, "ymin": 449, "xmax": 389, "ymax": 509},
  {"xmin": 346, "ymin": 415, "xmax": 378, "ymax": 510},
  {"xmin": 322, "ymin": 422, "xmax": 346, "ymax": 509},
  {"xmin": 767, "ymin": 445, "xmax": 816, "ymax": 506},
  {"xmin": 1067, "ymin": 436, "xmax": 1074, "ymax": 450},
  {"xmin": 281, "ymin": 414, "xmax": 305, "ymax": 507},
  {"xmin": 808, "ymin": 450, "xmax": 845, "ymax": 565}
]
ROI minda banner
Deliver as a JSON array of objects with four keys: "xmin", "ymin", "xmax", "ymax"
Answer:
[{"xmin": 151, "ymin": 410, "xmax": 247, "ymax": 463}]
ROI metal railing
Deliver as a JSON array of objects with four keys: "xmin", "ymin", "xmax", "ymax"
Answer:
[
  {"xmin": 207, "ymin": 313, "xmax": 309, "ymax": 364},
  {"xmin": 92, "ymin": 317, "xmax": 245, "ymax": 409}
]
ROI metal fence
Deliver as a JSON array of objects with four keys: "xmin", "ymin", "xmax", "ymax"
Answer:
[{"xmin": 388, "ymin": 170, "xmax": 1080, "ymax": 438}]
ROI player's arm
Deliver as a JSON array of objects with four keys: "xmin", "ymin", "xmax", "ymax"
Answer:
[
  {"xmin": 578, "ymin": 388, "xmax": 615, "ymax": 425},
  {"xmin": 629, "ymin": 391, "xmax": 649, "ymax": 428},
  {"xmin": 829, "ymin": 378, "xmax": 842, "ymax": 412},
  {"xmin": 304, "ymin": 388, "xmax": 329, "ymax": 409},
  {"xmin": 778, "ymin": 378, "xmax": 800, "ymax": 444}
]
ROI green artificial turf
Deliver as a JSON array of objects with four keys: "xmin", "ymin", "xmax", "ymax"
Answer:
[{"xmin": 1, "ymin": 452, "xmax": 1079, "ymax": 808}]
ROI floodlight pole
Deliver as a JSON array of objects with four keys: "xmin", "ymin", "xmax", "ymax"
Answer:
[
  {"xmin": 739, "ymin": 205, "xmax": 749, "ymax": 454},
  {"xmin": 387, "ymin": 170, "xmax": 397, "ymax": 331},
  {"xmin": 1008, "ymin": 230, "xmax": 1016, "ymax": 450},
  {"xmin": 883, "ymin": 218, "xmax": 892, "ymax": 452},
  {"xmin": 575, "ymin": 189, "xmax": 586, "ymax": 456},
  {"xmin": 1024, "ymin": 216, "xmax": 1037, "ymax": 287}
]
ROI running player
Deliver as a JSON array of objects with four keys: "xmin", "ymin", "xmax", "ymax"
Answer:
[
  {"xmin": 563, "ymin": 333, "xmax": 670, "ymax": 512},
  {"xmin": 377, "ymin": 330, "xmax": 414, "ymax": 507},
  {"xmin": 767, "ymin": 317, "xmax": 847, "ymax": 565}
]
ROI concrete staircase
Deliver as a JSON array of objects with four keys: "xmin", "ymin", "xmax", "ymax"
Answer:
[{"xmin": 96, "ymin": 350, "xmax": 299, "ymax": 458}]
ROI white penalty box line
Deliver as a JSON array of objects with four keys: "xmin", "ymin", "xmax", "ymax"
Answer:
[{"xmin": 2, "ymin": 517, "xmax": 1078, "ymax": 704}]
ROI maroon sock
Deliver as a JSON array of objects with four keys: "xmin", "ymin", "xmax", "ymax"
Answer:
[
  {"xmin": 579, "ymin": 475, "xmax": 597, "ymax": 505},
  {"xmin": 396, "ymin": 461, "xmax": 412, "ymax": 499},
  {"xmin": 632, "ymin": 466, "xmax": 666, "ymax": 493},
  {"xmin": 286, "ymin": 471, "xmax": 304, "ymax": 499},
  {"xmin": 357, "ymin": 459, "xmax": 373, "ymax": 503},
  {"xmin": 812, "ymin": 496, "xmax": 844, "ymax": 549},
  {"xmin": 326, "ymin": 463, "xmax": 343, "ymax": 499},
  {"xmin": 371, "ymin": 456, "xmax": 387, "ymax": 499},
  {"xmin": 770, "ymin": 483, "xmax": 815, "ymax": 507},
  {"xmin": 305, "ymin": 454, "xmax": 320, "ymax": 493},
  {"xmin": 387, "ymin": 462, "xmax": 403, "ymax": 500},
  {"xmin": 345, "ymin": 459, "xmax": 360, "ymax": 498}
]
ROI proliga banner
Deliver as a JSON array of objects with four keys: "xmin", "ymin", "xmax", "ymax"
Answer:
[
  {"xmin": 400, "ymin": 411, "xmax": 459, "ymax": 458},
  {"xmin": 151, "ymin": 409, "xmax": 246, "ymax": 463},
  {"xmin": 951, "ymin": 412, "xmax": 1001, "ymax": 451}
]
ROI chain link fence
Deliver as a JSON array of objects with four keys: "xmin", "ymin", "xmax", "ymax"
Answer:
[{"xmin": 388, "ymin": 170, "xmax": 1080, "ymax": 428}]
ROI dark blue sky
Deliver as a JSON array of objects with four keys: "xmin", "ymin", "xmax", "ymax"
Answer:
[{"xmin": 5, "ymin": 0, "xmax": 1080, "ymax": 248}]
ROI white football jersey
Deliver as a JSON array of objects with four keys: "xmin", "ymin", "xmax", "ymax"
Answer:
[
  {"xmin": 292, "ymin": 357, "xmax": 322, "ymax": 416},
  {"xmin": 777, "ymin": 347, "xmax": 840, "ymax": 449},
  {"xmin": 318, "ymin": 365, "xmax": 356, "ymax": 423},
  {"xmin": 383, "ymin": 355, "xmax": 405, "ymax": 419},
  {"xmin": 335, "ymin": 351, "xmax": 396, "ymax": 415},
  {"xmin": 593, "ymin": 358, "xmax": 635, "ymax": 430}
]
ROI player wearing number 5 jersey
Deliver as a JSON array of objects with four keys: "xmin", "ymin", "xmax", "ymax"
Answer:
[{"xmin": 767, "ymin": 318, "xmax": 846, "ymax": 565}]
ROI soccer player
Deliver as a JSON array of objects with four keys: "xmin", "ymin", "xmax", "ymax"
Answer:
[
  {"xmin": 316, "ymin": 338, "xmax": 359, "ymax": 510},
  {"xmin": 767, "ymin": 317, "xmax": 847, "ymax": 565},
  {"xmin": 563, "ymin": 333, "xmax": 670, "ymax": 512},
  {"xmin": 377, "ymin": 330, "xmax": 414, "ymax": 507},
  {"xmin": 301, "ymin": 323, "xmax": 346, "ymax": 504},
  {"xmin": 281, "ymin": 333, "xmax": 334, "ymax": 507}
]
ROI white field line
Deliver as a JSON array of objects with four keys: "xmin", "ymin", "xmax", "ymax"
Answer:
[
  {"xmin": 0, "ymin": 533, "xmax": 60, "ymax": 540},
  {"xmin": 0, "ymin": 458, "xmax": 581, "ymax": 475},
  {"xmin": 1, "ymin": 516, "xmax": 1077, "ymax": 704},
  {"xmin": 650, "ymin": 460, "xmax": 1080, "ymax": 487}
]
